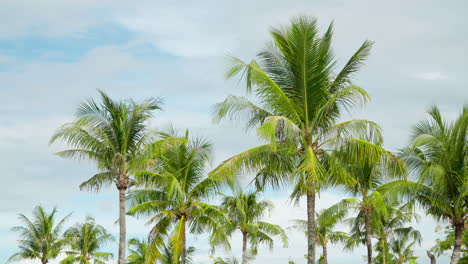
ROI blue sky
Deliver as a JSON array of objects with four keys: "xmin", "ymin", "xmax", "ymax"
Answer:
[{"xmin": 0, "ymin": 0, "xmax": 466, "ymax": 263}]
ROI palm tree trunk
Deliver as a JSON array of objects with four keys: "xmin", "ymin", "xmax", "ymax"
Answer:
[
  {"xmin": 364, "ymin": 209, "xmax": 373, "ymax": 264},
  {"xmin": 242, "ymin": 231, "xmax": 248, "ymax": 264},
  {"xmin": 118, "ymin": 187, "xmax": 127, "ymax": 264},
  {"xmin": 307, "ymin": 183, "xmax": 316, "ymax": 264},
  {"xmin": 322, "ymin": 242, "xmax": 328, "ymax": 264},
  {"xmin": 181, "ymin": 220, "xmax": 187, "ymax": 264},
  {"xmin": 381, "ymin": 239, "xmax": 386, "ymax": 264},
  {"xmin": 427, "ymin": 250, "xmax": 436, "ymax": 264},
  {"xmin": 450, "ymin": 221, "xmax": 465, "ymax": 264}
]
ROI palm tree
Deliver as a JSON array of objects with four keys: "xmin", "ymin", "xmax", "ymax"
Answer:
[
  {"xmin": 127, "ymin": 238, "xmax": 149, "ymax": 264},
  {"xmin": 50, "ymin": 90, "xmax": 163, "ymax": 264},
  {"xmin": 8, "ymin": 206, "xmax": 70, "ymax": 264},
  {"xmin": 324, "ymin": 145, "xmax": 405, "ymax": 264},
  {"xmin": 210, "ymin": 15, "xmax": 401, "ymax": 264},
  {"xmin": 127, "ymin": 133, "xmax": 228, "ymax": 264},
  {"xmin": 289, "ymin": 206, "xmax": 349, "ymax": 264},
  {"xmin": 392, "ymin": 105, "xmax": 467, "ymax": 264},
  {"xmin": 61, "ymin": 216, "xmax": 114, "ymax": 264},
  {"xmin": 220, "ymin": 190, "xmax": 287, "ymax": 264},
  {"xmin": 372, "ymin": 203, "xmax": 421, "ymax": 264}
]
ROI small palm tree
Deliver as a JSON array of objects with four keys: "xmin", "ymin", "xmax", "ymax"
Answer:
[
  {"xmin": 211, "ymin": 15, "xmax": 402, "ymax": 264},
  {"xmin": 392, "ymin": 105, "xmax": 467, "ymax": 264},
  {"xmin": 128, "ymin": 132, "xmax": 228, "ymax": 264},
  {"xmin": 61, "ymin": 216, "xmax": 114, "ymax": 264},
  {"xmin": 220, "ymin": 190, "xmax": 287, "ymax": 264},
  {"xmin": 127, "ymin": 238, "xmax": 149, "ymax": 264},
  {"xmin": 372, "ymin": 203, "xmax": 421, "ymax": 264},
  {"xmin": 8, "ymin": 206, "xmax": 71, "ymax": 264},
  {"xmin": 50, "ymin": 91, "xmax": 163, "ymax": 264},
  {"xmin": 290, "ymin": 206, "xmax": 349, "ymax": 264}
]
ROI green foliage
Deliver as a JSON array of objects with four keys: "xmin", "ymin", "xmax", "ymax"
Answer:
[
  {"xmin": 50, "ymin": 90, "xmax": 164, "ymax": 192},
  {"xmin": 127, "ymin": 238, "xmax": 149, "ymax": 264},
  {"xmin": 398, "ymin": 105, "xmax": 468, "ymax": 224},
  {"xmin": 127, "ymin": 133, "xmax": 229, "ymax": 263},
  {"xmin": 61, "ymin": 216, "xmax": 114, "ymax": 264},
  {"xmin": 220, "ymin": 190, "xmax": 287, "ymax": 257},
  {"xmin": 8, "ymin": 206, "xmax": 71, "ymax": 264}
]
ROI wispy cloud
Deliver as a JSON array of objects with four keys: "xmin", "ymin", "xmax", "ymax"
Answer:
[{"xmin": 414, "ymin": 71, "xmax": 449, "ymax": 81}]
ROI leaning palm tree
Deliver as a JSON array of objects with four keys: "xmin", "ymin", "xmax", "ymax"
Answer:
[
  {"xmin": 50, "ymin": 90, "xmax": 163, "ymax": 264},
  {"xmin": 61, "ymin": 216, "xmax": 114, "ymax": 264},
  {"xmin": 210, "ymin": 15, "xmax": 402, "ymax": 264},
  {"xmin": 220, "ymin": 190, "xmax": 287, "ymax": 264},
  {"xmin": 290, "ymin": 206, "xmax": 349, "ymax": 264},
  {"xmin": 8, "ymin": 206, "xmax": 71, "ymax": 264},
  {"xmin": 127, "ymin": 238, "xmax": 149, "ymax": 264},
  {"xmin": 390, "ymin": 105, "xmax": 467, "ymax": 264},
  {"xmin": 127, "ymin": 133, "xmax": 228, "ymax": 264}
]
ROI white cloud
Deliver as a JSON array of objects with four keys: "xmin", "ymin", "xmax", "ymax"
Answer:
[{"xmin": 414, "ymin": 72, "xmax": 449, "ymax": 81}]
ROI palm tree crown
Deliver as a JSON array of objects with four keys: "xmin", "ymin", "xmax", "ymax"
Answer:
[
  {"xmin": 61, "ymin": 216, "xmax": 114, "ymax": 264},
  {"xmin": 8, "ymin": 206, "xmax": 70, "ymax": 264}
]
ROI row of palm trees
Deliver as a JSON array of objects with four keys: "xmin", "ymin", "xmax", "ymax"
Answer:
[
  {"xmin": 8, "ymin": 207, "xmax": 114, "ymax": 264},
  {"xmin": 8, "ymin": 15, "xmax": 467, "ymax": 264}
]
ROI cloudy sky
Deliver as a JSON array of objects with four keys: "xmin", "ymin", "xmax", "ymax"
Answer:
[{"xmin": 0, "ymin": 0, "xmax": 466, "ymax": 263}]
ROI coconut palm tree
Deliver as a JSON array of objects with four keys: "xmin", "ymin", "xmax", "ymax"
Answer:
[
  {"xmin": 289, "ymin": 206, "xmax": 349, "ymax": 264},
  {"xmin": 61, "ymin": 216, "xmax": 114, "ymax": 264},
  {"xmin": 8, "ymin": 206, "xmax": 71, "ymax": 264},
  {"xmin": 127, "ymin": 238, "xmax": 149, "ymax": 264},
  {"xmin": 127, "ymin": 133, "xmax": 228, "ymax": 264},
  {"xmin": 210, "ymin": 15, "xmax": 402, "ymax": 264},
  {"xmin": 389, "ymin": 105, "xmax": 467, "ymax": 264},
  {"xmin": 50, "ymin": 90, "xmax": 163, "ymax": 264},
  {"xmin": 220, "ymin": 190, "xmax": 287, "ymax": 264},
  {"xmin": 324, "ymin": 145, "xmax": 406, "ymax": 264}
]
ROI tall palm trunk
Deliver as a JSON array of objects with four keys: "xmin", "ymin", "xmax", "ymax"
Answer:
[
  {"xmin": 181, "ymin": 220, "xmax": 187, "ymax": 264},
  {"xmin": 364, "ymin": 208, "xmax": 373, "ymax": 264},
  {"xmin": 118, "ymin": 186, "xmax": 127, "ymax": 264},
  {"xmin": 242, "ymin": 231, "xmax": 248, "ymax": 264},
  {"xmin": 307, "ymin": 183, "xmax": 316, "ymax": 264},
  {"xmin": 450, "ymin": 221, "xmax": 465, "ymax": 264},
  {"xmin": 381, "ymin": 239, "xmax": 386, "ymax": 264},
  {"xmin": 322, "ymin": 241, "xmax": 328, "ymax": 264}
]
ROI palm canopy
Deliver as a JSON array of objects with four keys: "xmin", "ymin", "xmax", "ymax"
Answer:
[
  {"xmin": 386, "ymin": 105, "xmax": 467, "ymax": 263},
  {"xmin": 61, "ymin": 216, "xmax": 114, "ymax": 264},
  {"xmin": 127, "ymin": 132, "xmax": 228, "ymax": 264},
  {"xmin": 211, "ymin": 16, "xmax": 403, "ymax": 264},
  {"xmin": 50, "ymin": 90, "xmax": 163, "ymax": 192},
  {"xmin": 220, "ymin": 190, "xmax": 287, "ymax": 258},
  {"xmin": 8, "ymin": 206, "xmax": 71, "ymax": 264}
]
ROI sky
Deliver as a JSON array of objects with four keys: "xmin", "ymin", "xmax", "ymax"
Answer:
[{"xmin": 0, "ymin": 0, "xmax": 466, "ymax": 263}]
